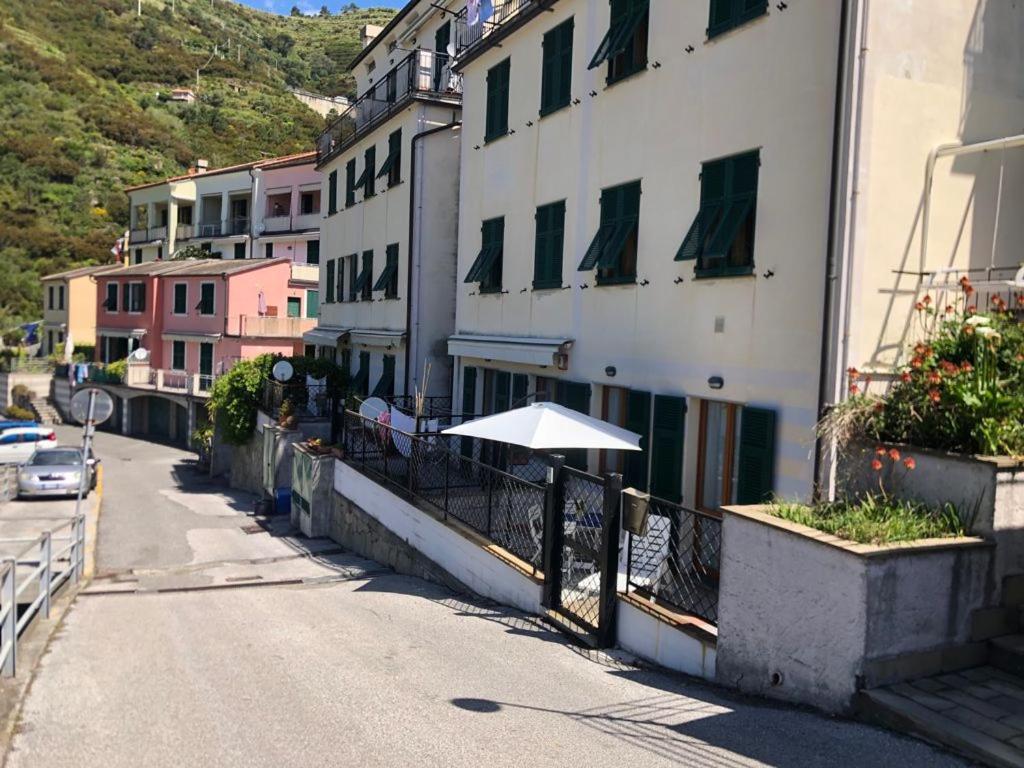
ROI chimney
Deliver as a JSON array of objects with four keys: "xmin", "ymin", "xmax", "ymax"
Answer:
[
  {"xmin": 196, "ymin": 159, "xmax": 210, "ymax": 173},
  {"xmin": 361, "ymin": 24, "xmax": 383, "ymax": 49}
]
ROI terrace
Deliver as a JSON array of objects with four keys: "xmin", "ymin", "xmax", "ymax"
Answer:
[
  {"xmin": 452, "ymin": 0, "xmax": 550, "ymax": 67},
  {"xmin": 316, "ymin": 49, "xmax": 462, "ymax": 167}
]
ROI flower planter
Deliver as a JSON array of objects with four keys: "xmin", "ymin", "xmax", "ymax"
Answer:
[
  {"xmin": 715, "ymin": 504, "xmax": 992, "ymax": 714},
  {"xmin": 840, "ymin": 443, "xmax": 1024, "ymax": 597}
]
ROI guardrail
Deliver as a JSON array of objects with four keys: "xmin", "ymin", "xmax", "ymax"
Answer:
[{"xmin": 0, "ymin": 515, "xmax": 86, "ymax": 676}]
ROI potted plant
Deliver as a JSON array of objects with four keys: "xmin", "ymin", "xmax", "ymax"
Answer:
[{"xmin": 279, "ymin": 398, "xmax": 298, "ymax": 430}]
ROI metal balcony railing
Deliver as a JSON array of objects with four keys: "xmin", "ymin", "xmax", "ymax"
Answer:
[
  {"xmin": 175, "ymin": 224, "xmax": 195, "ymax": 241},
  {"xmin": 198, "ymin": 221, "xmax": 223, "ymax": 238},
  {"xmin": 229, "ymin": 217, "xmax": 250, "ymax": 236},
  {"xmin": 316, "ymin": 49, "xmax": 462, "ymax": 166},
  {"xmin": 262, "ymin": 213, "xmax": 321, "ymax": 234},
  {"xmin": 453, "ymin": 0, "xmax": 541, "ymax": 59}
]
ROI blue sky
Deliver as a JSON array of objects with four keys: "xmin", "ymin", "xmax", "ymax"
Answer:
[{"xmin": 234, "ymin": 0, "xmax": 405, "ymax": 14}]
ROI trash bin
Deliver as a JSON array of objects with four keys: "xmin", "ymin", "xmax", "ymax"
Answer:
[{"xmin": 275, "ymin": 487, "xmax": 291, "ymax": 516}]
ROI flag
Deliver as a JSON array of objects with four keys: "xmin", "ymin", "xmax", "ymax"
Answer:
[{"xmin": 467, "ymin": 0, "xmax": 480, "ymax": 27}]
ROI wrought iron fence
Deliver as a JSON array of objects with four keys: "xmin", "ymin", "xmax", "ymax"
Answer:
[
  {"xmin": 263, "ymin": 379, "xmax": 334, "ymax": 420},
  {"xmin": 625, "ymin": 496, "xmax": 721, "ymax": 625},
  {"xmin": 453, "ymin": 0, "xmax": 541, "ymax": 58},
  {"xmin": 340, "ymin": 410, "xmax": 546, "ymax": 572},
  {"xmin": 317, "ymin": 49, "xmax": 462, "ymax": 166}
]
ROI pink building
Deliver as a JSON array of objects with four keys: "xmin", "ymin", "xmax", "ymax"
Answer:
[{"xmin": 92, "ymin": 258, "xmax": 316, "ymax": 445}]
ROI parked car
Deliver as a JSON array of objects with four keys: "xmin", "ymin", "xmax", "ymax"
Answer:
[
  {"xmin": 0, "ymin": 428, "xmax": 57, "ymax": 464},
  {"xmin": 17, "ymin": 447, "xmax": 98, "ymax": 499},
  {"xmin": 0, "ymin": 420, "xmax": 37, "ymax": 433}
]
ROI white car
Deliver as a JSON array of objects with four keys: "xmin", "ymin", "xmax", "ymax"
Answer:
[{"xmin": 0, "ymin": 428, "xmax": 58, "ymax": 464}]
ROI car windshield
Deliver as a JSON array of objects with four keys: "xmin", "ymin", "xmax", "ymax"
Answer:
[{"xmin": 30, "ymin": 450, "xmax": 81, "ymax": 466}]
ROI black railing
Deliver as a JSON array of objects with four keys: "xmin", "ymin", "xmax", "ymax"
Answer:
[
  {"xmin": 453, "ymin": 0, "xmax": 540, "ymax": 59},
  {"xmin": 197, "ymin": 221, "xmax": 222, "ymax": 238},
  {"xmin": 340, "ymin": 409, "xmax": 546, "ymax": 572},
  {"xmin": 229, "ymin": 216, "xmax": 249, "ymax": 236},
  {"xmin": 263, "ymin": 379, "xmax": 336, "ymax": 420},
  {"xmin": 317, "ymin": 49, "xmax": 462, "ymax": 166},
  {"xmin": 625, "ymin": 496, "xmax": 722, "ymax": 625}
]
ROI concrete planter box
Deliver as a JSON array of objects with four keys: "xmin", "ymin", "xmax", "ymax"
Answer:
[
  {"xmin": 291, "ymin": 444, "xmax": 335, "ymax": 537},
  {"xmin": 841, "ymin": 443, "xmax": 1024, "ymax": 597},
  {"xmin": 716, "ymin": 505, "xmax": 992, "ymax": 714}
]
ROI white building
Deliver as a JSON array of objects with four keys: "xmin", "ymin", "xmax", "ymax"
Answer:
[
  {"xmin": 445, "ymin": 0, "xmax": 1024, "ymax": 507},
  {"xmin": 306, "ymin": 2, "xmax": 463, "ymax": 399}
]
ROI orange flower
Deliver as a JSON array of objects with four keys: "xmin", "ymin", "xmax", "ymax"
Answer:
[
  {"xmin": 1017, "ymin": 293, "xmax": 1024, "ymax": 307},
  {"xmin": 922, "ymin": 295, "xmax": 932, "ymax": 306},
  {"xmin": 903, "ymin": 457, "xmax": 916, "ymax": 470},
  {"xmin": 914, "ymin": 301, "xmax": 925, "ymax": 311},
  {"xmin": 945, "ymin": 305, "xmax": 955, "ymax": 314},
  {"xmin": 871, "ymin": 459, "xmax": 883, "ymax": 471},
  {"xmin": 927, "ymin": 371, "xmax": 942, "ymax": 384},
  {"xmin": 940, "ymin": 360, "xmax": 958, "ymax": 375},
  {"xmin": 847, "ymin": 367, "xmax": 860, "ymax": 381},
  {"xmin": 849, "ymin": 383, "xmax": 860, "ymax": 395},
  {"xmin": 960, "ymin": 361, "xmax": 974, "ymax": 373},
  {"xmin": 960, "ymin": 276, "xmax": 975, "ymax": 295},
  {"xmin": 911, "ymin": 357, "xmax": 924, "ymax": 369},
  {"xmin": 900, "ymin": 371, "xmax": 912, "ymax": 383},
  {"xmin": 887, "ymin": 448, "xmax": 901, "ymax": 461},
  {"xmin": 875, "ymin": 446, "xmax": 887, "ymax": 456},
  {"xmin": 929, "ymin": 388, "xmax": 941, "ymax": 403},
  {"xmin": 966, "ymin": 305, "xmax": 977, "ymax": 314},
  {"xmin": 964, "ymin": 325, "xmax": 975, "ymax": 336}
]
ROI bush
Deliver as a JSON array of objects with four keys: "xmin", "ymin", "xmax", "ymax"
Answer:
[
  {"xmin": 106, "ymin": 358, "xmax": 127, "ymax": 383},
  {"xmin": 4, "ymin": 405, "xmax": 35, "ymax": 421},
  {"xmin": 826, "ymin": 282, "xmax": 1024, "ymax": 456},
  {"xmin": 10, "ymin": 384, "xmax": 35, "ymax": 407},
  {"xmin": 207, "ymin": 355, "xmax": 275, "ymax": 445}
]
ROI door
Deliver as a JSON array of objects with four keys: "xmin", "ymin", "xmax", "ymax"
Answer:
[
  {"xmin": 434, "ymin": 22, "xmax": 451, "ymax": 91},
  {"xmin": 199, "ymin": 343, "xmax": 214, "ymax": 390},
  {"xmin": 287, "ymin": 297, "xmax": 301, "ymax": 318}
]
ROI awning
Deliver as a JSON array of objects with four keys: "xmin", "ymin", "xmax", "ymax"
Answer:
[
  {"xmin": 162, "ymin": 331, "xmax": 223, "ymax": 343},
  {"xmin": 303, "ymin": 326, "xmax": 349, "ymax": 346},
  {"xmin": 447, "ymin": 333, "xmax": 573, "ymax": 368},
  {"xmin": 97, "ymin": 327, "xmax": 147, "ymax": 339},
  {"xmin": 348, "ymin": 329, "xmax": 406, "ymax": 348}
]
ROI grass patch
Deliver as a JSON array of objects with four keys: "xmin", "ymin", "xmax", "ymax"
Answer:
[{"xmin": 769, "ymin": 494, "xmax": 965, "ymax": 545}]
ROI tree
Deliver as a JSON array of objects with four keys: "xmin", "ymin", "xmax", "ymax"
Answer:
[
  {"xmin": 290, "ymin": 5, "xmax": 301, "ymax": 16},
  {"xmin": 319, "ymin": 5, "xmax": 330, "ymax": 17}
]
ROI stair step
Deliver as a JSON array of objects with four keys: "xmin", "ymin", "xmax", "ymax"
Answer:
[
  {"xmin": 974, "ymin": 608, "xmax": 1020, "ymax": 642},
  {"xmin": 991, "ymin": 636, "xmax": 1024, "ymax": 676},
  {"xmin": 861, "ymin": 686, "xmax": 1024, "ymax": 768}
]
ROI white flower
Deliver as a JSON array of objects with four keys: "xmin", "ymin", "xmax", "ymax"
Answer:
[
  {"xmin": 976, "ymin": 326, "xmax": 1001, "ymax": 342},
  {"xmin": 964, "ymin": 315, "xmax": 992, "ymax": 326}
]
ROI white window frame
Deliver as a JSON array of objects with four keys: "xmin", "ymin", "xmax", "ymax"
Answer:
[
  {"xmin": 199, "ymin": 281, "xmax": 216, "ymax": 316},
  {"xmin": 127, "ymin": 281, "xmax": 145, "ymax": 315},
  {"xmin": 172, "ymin": 283, "xmax": 189, "ymax": 316}
]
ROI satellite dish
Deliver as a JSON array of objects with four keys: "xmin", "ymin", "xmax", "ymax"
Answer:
[
  {"xmin": 70, "ymin": 387, "xmax": 115, "ymax": 426},
  {"xmin": 272, "ymin": 360, "xmax": 294, "ymax": 382},
  {"xmin": 131, "ymin": 347, "xmax": 149, "ymax": 362},
  {"xmin": 359, "ymin": 397, "xmax": 388, "ymax": 421},
  {"xmin": 446, "ymin": 41, "xmax": 456, "ymax": 58}
]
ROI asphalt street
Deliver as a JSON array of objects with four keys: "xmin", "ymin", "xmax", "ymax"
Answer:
[{"xmin": 3, "ymin": 428, "xmax": 967, "ymax": 767}]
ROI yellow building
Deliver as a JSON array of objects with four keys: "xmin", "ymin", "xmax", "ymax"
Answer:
[{"xmin": 39, "ymin": 265, "xmax": 121, "ymax": 358}]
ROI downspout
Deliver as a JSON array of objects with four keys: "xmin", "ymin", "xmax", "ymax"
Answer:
[
  {"xmin": 403, "ymin": 117, "xmax": 462, "ymax": 396},
  {"xmin": 813, "ymin": 0, "xmax": 862, "ymax": 500}
]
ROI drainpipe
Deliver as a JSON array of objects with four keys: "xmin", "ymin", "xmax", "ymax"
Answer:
[
  {"xmin": 403, "ymin": 116, "xmax": 462, "ymax": 396},
  {"xmin": 249, "ymin": 167, "xmax": 262, "ymax": 259},
  {"xmin": 813, "ymin": 0, "xmax": 863, "ymax": 501}
]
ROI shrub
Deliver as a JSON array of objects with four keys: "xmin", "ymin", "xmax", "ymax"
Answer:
[
  {"xmin": 106, "ymin": 358, "xmax": 127, "ymax": 383},
  {"xmin": 207, "ymin": 355, "xmax": 275, "ymax": 445},
  {"xmin": 10, "ymin": 384, "xmax": 35, "ymax": 407},
  {"xmin": 825, "ymin": 282, "xmax": 1024, "ymax": 456},
  {"xmin": 4, "ymin": 405, "xmax": 35, "ymax": 421}
]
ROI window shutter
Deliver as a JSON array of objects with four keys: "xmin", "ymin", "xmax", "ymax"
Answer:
[
  {"xmin": 736, "ymin": 407, "xmax": 776, "ymax": 505},
  {"xmin": 512, "ymin": 373, "xmax": 528, "ymax": 407},
  {"xmin": 494, "ymin": 371, "xmax": 511, "ymax": 413},
  {"xmin": 649, "ymin": 395, "xmax": 686, "ymax": 502},
  {"xmin": 328, "ymin": 170, "xmax": 338, "ymax": 214},
  {"xmin": 623, "ymin": 390, "xmax": 651, "ymax": 491},
  {"xmin": 337, "ymin": 256, "xmax": 345, "ymax": 300},
  {"xmin": 556, "ymin": 381, "xmax": 591, "ymax": 469},
  {"xmin": 122, "ymin": 283, "xmax": 130, "ymax": 312},
  {"xmin": 462, "ymin": 367, "xmax": 477, "ymax": 415},
  {"xmin": 306, "ymin": 290, "xmax": 319, "ymax": 318},
  {"xmin": 138, "ymin": 284, "xmax": 146, "ymax": 312},
  {"xmin": 307, "ymin": 241, "xmax": 320, "ymax": 265},
  {"xmin": 325, "ymin": 260, "xmax": 335, "ymax": 303}
]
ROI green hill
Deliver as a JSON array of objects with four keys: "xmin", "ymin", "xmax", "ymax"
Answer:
[{"xmin": 0, "ymin": 0, "xmax": 395, "ymax": 325}]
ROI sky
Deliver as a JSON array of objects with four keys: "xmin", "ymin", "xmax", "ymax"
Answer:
[{"xmin": 234, "ymin": 0, "xmax": 405, "ymax": 15}]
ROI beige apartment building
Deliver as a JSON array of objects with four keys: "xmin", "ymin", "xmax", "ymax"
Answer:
[
  {"xmin": 39, "ymin": 265, "xmax": 120, "ymax": 357},
  {"xmin": 445, "ymin": 0, "xmax": 1024, "ymax": 506},
  {"xmin": 307, "ymin": 1, "xmax": 462, "ymax": 398}
]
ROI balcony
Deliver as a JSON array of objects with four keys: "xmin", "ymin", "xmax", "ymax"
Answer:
[
  {"xmin": 129, "ymin": 225, "xmax": 167, "ymax": 244},
  {"xmin": 197, "ymin": 221, "xmax": 222, "ymax": 238},
  {"xmin": 120, "ymin": 363, "xmax": 217, "ymax": 397},
  {"xmin": 261, "ymin": 213, "xmax": 321, "ymax": 235},
  {"xmin": 453, "ymin": 0, "xmax": 545, "ymax": 63},
  {"xmin": 229, "ymin": 216, "xmax": 249, "ymax": 236},
  {"xmin": 317, "ymin": 49, "xmax": 462, "ymax": 166},
  {"xmin": 290, "ymin": 263, "xmax": 320, "ymax": 283},
  {"xmin": 238, "ymin": 315, "xmax": 316, "ymax": 339}
]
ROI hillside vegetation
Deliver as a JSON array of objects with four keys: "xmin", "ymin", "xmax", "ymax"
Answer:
[{"xmin": 0, "ymin": 0, "xmax": 394, "ymax": 324}]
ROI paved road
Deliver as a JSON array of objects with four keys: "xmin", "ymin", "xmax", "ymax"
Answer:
[{"xmin": 5, "ymin": 430, "xmax": 967, "ymax": 767}]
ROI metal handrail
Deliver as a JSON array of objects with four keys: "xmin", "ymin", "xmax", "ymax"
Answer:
[{"xmin": 0, "ymin": 515, "xmax": 86, "ymax": 677}]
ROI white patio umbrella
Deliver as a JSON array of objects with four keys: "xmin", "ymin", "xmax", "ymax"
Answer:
[
  {"xmin": 441, "ymin": 402, "xmax": 641, "ymax": 451},
  {"xmin": 62, "ymin": 331, "xmax": 74, "ymax": 364}
]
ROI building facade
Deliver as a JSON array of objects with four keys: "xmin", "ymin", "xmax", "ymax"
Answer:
[
  {"xmin": 307, "ymin": 0, "xmax": 463, "ymax": 399},
  {"xmin": 39, "ymin": 265, "xmax": 120, "ymax": 358},
  {"xmin": 446, "ymin": 0, "xmax": 1024, "ymax": 507}
]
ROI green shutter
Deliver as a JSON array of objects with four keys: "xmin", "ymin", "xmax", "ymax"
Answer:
[
  {"xmin": 622, "ymin": 390, "xmax": 651, "ymax": 491},
  {"xmin": 328, "ymin": 170, "xmax": 338, "ymax": 214},
  {"xmin": 556, "ymin": 381, "xmax": 591, "ymax": 470},
  {"xmin": 588, "ymin": 0, "xmax": 649, "ymax": 70},
  {"xmin": 356, "ymin": 351, "xmax": 370, "ymax": 396},
  {"xmin": 307, "ymin": 240, "xmax": 320, "ymax": 265},
  {"xmin": 325, "ymin": 260, "xmax": 335, "ymax": 303},
  {"xmin": 541, "ymin": 19, "xmax": 573, "ymax": 115},
  {"xmin": 512, "ymin": 373, "xmax": 528, "ymax": 407},
  {"xmin": 485, "ymin": 59, "xmax": 510, "ymax": 142},
  {"xmin": 494, "ymin": 371, "xmax": 511, "ymax": 413},
  {"xmin": 287, "ymin": 297, "xmax": 301, "ymax": 318},
  {"xmin": 462, "ymin": 367, "xmax": 477, "ymax": 414},
  {"xmin": 534, "ymin": 200, "xmax": 565, "ymax": 288},
  {"xmin": 709, "ymin": 0, "xmax": 768, "ymax": 39},
  {"xmin": 372, "ymin": 355, "xmax": 396, "ymax": 397},
  {"xmin": 736, "ymin": 407, "xmax": 776, "ymax": 505},
  {"xmin": 305, "ymin": 290, "xmax": 319, "ymax": 318},
  {"xmin": 345, "ymin": 159, "xmax": 357, "ymax": 207},
  {"xmin": 649, "ymin": 395, "xmax": 686, "ymax": 502}
]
